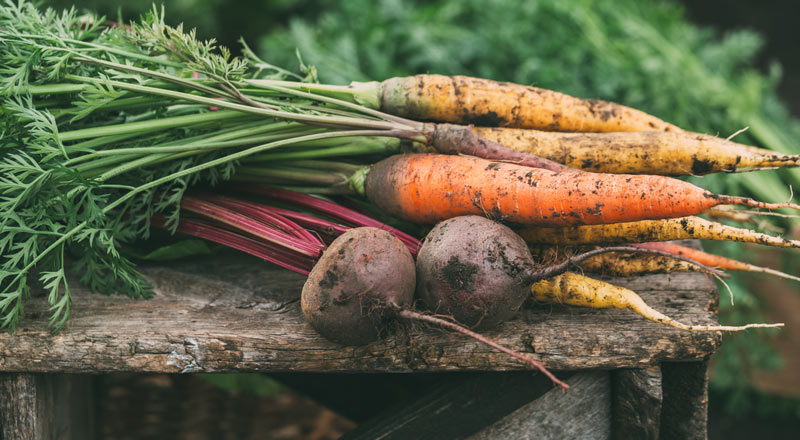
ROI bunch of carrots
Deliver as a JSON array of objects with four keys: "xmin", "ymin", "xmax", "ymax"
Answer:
[{"xmin": 2, "ymin": 3, "xmax": 798, "ymax": 386}]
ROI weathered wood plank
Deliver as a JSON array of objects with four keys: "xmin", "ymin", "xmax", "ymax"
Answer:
[
  {"xmin": 0, "ymin": 374, "xmax": 51, "ymax": 440},
  {"xmin": 660, "ymin": 361, "xmax": 709, "ymax": 440},
  {"xmin": 269, "ymin": 372, "xmax": 453, "ymax": 423},
  {"xmin": 342, "ymin": 371, "xmax": 560, "ymax": 440},
  {"xmin": 0, "ymin": 373, "xmax": 94, "ymax": 440},
  {"xmin": 611, "ymin": 367, "xmax": 662, "ymax": 440},
  {"xmin": 469, "ymin": 372, "xmax": 611, "ymax": 440},
  {"xmin": 0, "ymin": 253, "xmax": 721, "ymax": 373}
]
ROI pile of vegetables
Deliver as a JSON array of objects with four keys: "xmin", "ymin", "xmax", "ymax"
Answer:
[{"xmin": 1, "ymin": 1, "xmax": 796, "ymax": 389}]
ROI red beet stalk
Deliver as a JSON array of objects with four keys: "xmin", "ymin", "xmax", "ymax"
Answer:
[
  {"xmin": 197, "ymin": 194, "xmax": 323, "ymax": 246},
  {"xmin": 229, "ymin": 185, "xmax": 421, "ymax": 254},
  {"xmin": 201, "ymin": 195, "xmax": 350, "ymax": 245},
  {"xmin": 180, "ymin": 196, "xmax": 325, "ymax": 258},
  {"xmin": 151, "ymin": 215, "xmax": 315, "ymax": 275}
]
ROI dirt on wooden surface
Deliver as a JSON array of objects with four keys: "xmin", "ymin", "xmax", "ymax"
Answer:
[{"xmin": 100, "ymin": 374, "xmax": 355, "ymax": 440}]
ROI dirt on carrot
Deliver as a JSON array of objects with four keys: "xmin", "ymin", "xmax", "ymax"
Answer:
[
  {"xmin": 470, "ymin": 127, "xmax": 800, "ymax": 176},
  {"xmin": 529, "ymin": 245, "xmax": 701, "ymax": 277},
  {"xmin": 531, "ymin": 272, "xmax": 782, "ymax": 332},
  {"xmin": 367, "ymin": 74, "xmax": 681, "ymax": 132},
  {"xmin": 518, "ymin": 216, "xmax": 800, "ymax": 247},
  {"xmin": 363, "ymin": 154, "xmax": 800, "ymax": 226}
]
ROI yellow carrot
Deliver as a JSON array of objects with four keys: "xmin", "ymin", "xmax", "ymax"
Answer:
[
  {"xmin": 373, "ymin": 74, "xmax": 681, "ymax": 132},
  {"xmin": 531, "ymin": 272, "xmax": 782, "ymax": 331},
  {"xmin": 519, "ymin": 216, "xmax": 800, "ymax": 247},
  {"xmin": 471, "ymin": 127, "xmax": 800, "ymax": 176}
]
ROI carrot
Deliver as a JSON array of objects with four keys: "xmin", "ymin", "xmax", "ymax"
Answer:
[
  {"xmin": 421, "ymin": 123, "xmax": 575, "ymax": 173},
  {"xmin": 368, "ymin": 75, "xmax": 680, "ymax": 132},
  {"xmin": 260, "ymin": 74, "xmax": 680, "ymax": 132},
  {"xmin": 519, "ymin": 216, "xmax": 800, "ymax": 247},
  {"xmin": 470, "ymin": 127, "xmax": 800, "ymax": 176},
  {"xmin": 633, "ymin": 242, "xmax": 800, "ymax": 283},
  {"xmin": 579, "ymin": 252, "xmax": 698, "ymax": 276},
  {"xmin": 363, "ymin": 154, "xmax": 800, "ymax": 226},
  {"xmin": 702, "ymin": 207, "xmax": 796, "ymax": 234},
  {"xmin": 530, "ymin": 272, "xmax": 783, "ymax": 331},
  {"xmin": 247, "ymin": 80, "xmax": 573, "ymax": 173},
  {"xmin": 529, "ymin": 245, "xmax": 701, "ymax": 276}
]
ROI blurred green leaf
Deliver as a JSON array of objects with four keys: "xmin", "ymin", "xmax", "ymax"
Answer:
[
  {"xmin": 198, "ymin": 373, "xmax": 284, "ymax": 397},
  {"xmin": 133, "ymin": 239, "xmax": 212, "ymax": 262}
]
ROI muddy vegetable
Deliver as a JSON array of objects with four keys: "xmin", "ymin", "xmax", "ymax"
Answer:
[
  {"xmin": 301, "ymin": 227, "xmax": 416, "ymax": 345},
  {"xmin": 414, "ymin": 216, "xmax": 708, "ymax": 330},
  {"xmin": 415, "ymin": 216, "xmax": 535, "ymax": 329},
  {"xmin": 301, "ymin": 225, "xmax": 571, "ymax": 388}
]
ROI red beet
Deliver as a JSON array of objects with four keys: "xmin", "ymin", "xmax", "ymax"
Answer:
[
  {"xmin": 301, "ymin": 227, "xmax": 416, "ymax": 346},
  {"xmin": 415, "ymin": 216, "xmax": 534, "ymax": 329}
]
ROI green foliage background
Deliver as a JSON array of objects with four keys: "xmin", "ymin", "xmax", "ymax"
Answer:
[{"xmin": 46, "ymin": 0, "xmax": 800, "ymax": 414}]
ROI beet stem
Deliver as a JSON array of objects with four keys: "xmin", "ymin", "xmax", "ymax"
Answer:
[
  {"xmin": 527, "ymin": 246, "xmax": 729, "ymax": 282},
  {"xmin": 151, "ymin": 215, "xmax": 313, "ymax": 275},
  {"xmin": 395, "ymin": 308, "xmax": 569, "ymax": 390},
  {"xmin": 231, "ymin": 185, "xmax": 421, "ymax": 254}
]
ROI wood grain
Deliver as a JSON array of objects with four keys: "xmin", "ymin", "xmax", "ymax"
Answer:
[
  {"xmin": 0, "ymin": 373, "xmax": 94, "ymax": 440},
  {"xmin": 660, "ymin": 360, "xmax": 710, "ymax": 440},
  {"xmin": 612, "ymin": 367, "xmax": 662, "ymax": 439},
  {"xmin": 0, "ymin": 252, "xmax": 721, "ymax": 374},
  {"xmin": 469, "ymin": 372, "xmax": 611, "ymax": 440}
]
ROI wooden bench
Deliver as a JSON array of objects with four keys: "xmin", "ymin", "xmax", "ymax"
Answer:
[{"xmin": 0, "ymin": 250, "xmax": 720, "ymax": 439}]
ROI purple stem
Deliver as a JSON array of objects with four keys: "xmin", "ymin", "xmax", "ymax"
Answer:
[
  {"xmin": 199, "ymin": 194, "xmax": 323, "ymax": 247},
  {"xmin": 230, "ymin": 185, "xmax": 421, "ymax": 255},
  {"xmin": 151, "ymin": 215, "xmax": 314, "ymax": 275},
  {"xmin": 181, "ymin": 196, "xmax": 324, "ymax": 257}
]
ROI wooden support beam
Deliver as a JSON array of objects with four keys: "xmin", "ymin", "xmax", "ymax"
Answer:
[
  {"xmin": 469, "ymin": 372, "xmax": 611, "ymax": 439},
  {"xmin": 612, "ymin": 367, "xmax": 662, "ymax": 439},
  {"xmin": 341, "ymin": 371, "xmax": 561, "ymax": 439},
  {"xmin": 0, "ymin": 374, "xmax": 94, "ymax": 440},
  {"xmin": 660, "ymin": 360, "xmax": 709, "ymax": 440}
]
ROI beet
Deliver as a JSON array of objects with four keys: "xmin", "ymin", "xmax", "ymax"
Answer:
[
  {"xmin": 415, "ymin": 215, "xmax": 725, "ymax": 333},
  {"xmin": 416, "ymin": 216, "xmax": 535, "ymax": 329},
  {"xmin": 300, "ymin": 223, "xmax": 571, "ymax": 389},
  {"xmin": 301, "ymin": 227, "xmax": 416, "ymax": 346},
  {"xmin": 300, "ymin": 218, "xmax": 715, "ymax": 391}
]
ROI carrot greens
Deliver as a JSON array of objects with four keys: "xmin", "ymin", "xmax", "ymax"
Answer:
[{"xmin": 0, "ymin": 2, "xmax": 418, "ymax": 332}]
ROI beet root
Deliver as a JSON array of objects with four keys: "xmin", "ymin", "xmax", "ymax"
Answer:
[
  {"xmin": 301, "ymin": 227, "xmax": 416, "ymax": 345},
  {"xmin": 415, "ymin": 216, "xmax": 535, "ymax": 329}
]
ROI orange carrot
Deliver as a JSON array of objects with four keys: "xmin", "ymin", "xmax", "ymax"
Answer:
[
  {"xmin": 633, "ymin": 242, "xmax": 800, "ymax": 283},
  {"xmin": 363, "ymin": 154, "xmax": 800, "ymax": 226}
]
